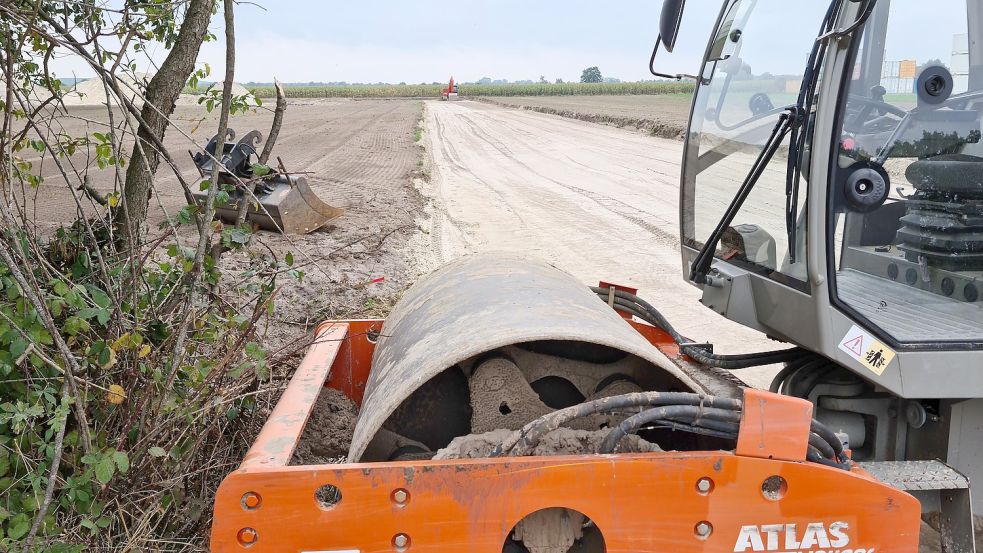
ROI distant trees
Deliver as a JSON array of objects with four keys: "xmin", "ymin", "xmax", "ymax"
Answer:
[
  {"xmin": 916, "ymin": 58, "xmax": 946, "ymax": 76},
  {"xmin": 581, "ymin": 66, "xmax": 603, "ymax": 83},
  {"xmin": 555, "ymin": 78, "xmax": 565, "ymax": 84},
  {"xmin": 539, "ymin": 75, "xmax": 548, "ymax": 84}
]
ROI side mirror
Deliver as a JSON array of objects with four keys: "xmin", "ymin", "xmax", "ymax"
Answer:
[
  {"xmin": 660, "ymin": 0, "xmax": 687, "ymax": 53},
  {"xmin": 650, "ymin": 0, "xmax": 698, "ymax": 81}
]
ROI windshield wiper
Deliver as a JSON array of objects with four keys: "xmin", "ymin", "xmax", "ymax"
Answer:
[{"xmin": 689, "ymin": 107, "xmax": 798, "ymax": 283}]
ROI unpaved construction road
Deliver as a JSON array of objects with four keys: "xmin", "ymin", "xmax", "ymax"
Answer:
[{"xmin": 416, "ymin": 100, "xmax": 781, "ymax": 388}]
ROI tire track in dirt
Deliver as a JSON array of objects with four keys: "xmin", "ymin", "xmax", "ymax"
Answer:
[{"xmin": 451, "ymin": 108, "xmax": 680, "ymax": 250}]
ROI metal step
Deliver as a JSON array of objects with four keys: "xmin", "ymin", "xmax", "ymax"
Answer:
[
  {"xmin": 859, "ymin": 460, "xmax": 970, "ymax": 491},
  {"xmin": 860, "ymin": 460, "xmax": 975, "ymax": 553}
]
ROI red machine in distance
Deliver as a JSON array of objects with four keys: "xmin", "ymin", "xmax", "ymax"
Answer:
[{"xmin": 441, "ymin": 76, "xmax": 459, "ymax": 100}]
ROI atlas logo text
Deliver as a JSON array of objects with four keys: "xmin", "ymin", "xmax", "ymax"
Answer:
[{"xmin": 733, "ymin": 522, "xmax": 873, "ymax": 553}]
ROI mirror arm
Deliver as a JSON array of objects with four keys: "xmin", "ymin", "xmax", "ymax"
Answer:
[{"xmin": 649, "ymin": 36, "xmax": 700, "ymax": 82}]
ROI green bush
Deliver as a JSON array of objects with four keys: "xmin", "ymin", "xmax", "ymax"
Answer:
[{"xmin": 0, "ymin": 220, "xmax": 296, "ymax": 550}]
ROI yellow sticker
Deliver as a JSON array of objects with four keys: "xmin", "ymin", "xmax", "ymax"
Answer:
[{"xmin": 838, "ymin": 325, "xmax": 896, "ymax": 376}]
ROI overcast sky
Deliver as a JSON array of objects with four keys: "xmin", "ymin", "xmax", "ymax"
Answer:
[
  {"xmin": 50, "ymin": 1, "xmax": 720, "ymax": 83},
  {"xmin": 48, "ymin": 0, "xmax": 968, "ymax": 84}
]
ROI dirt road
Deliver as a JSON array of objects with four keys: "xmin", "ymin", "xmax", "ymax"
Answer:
[{"xmin": 416, "ymin": 100, "xmax": 781, "ymax": 388}]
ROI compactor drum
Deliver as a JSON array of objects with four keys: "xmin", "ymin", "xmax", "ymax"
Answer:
[
  {"xmin": 191, "ymin": 129, "xmax": 342, "ymax": 234},
  {"xmin": 350, "ymin": 255, "xmax": 712, "ymax": 463}
]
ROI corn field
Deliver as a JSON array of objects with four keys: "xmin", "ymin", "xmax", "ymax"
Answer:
[{"xmin": 248, "ymin": 81, "xmax": 695, "ymax": 99}]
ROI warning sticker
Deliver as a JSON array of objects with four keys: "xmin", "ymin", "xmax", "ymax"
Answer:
[{"xmin": 838, "ymin": 325, "xmax": 896, "ymax": 376}]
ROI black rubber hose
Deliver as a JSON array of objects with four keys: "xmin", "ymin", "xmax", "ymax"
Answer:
[
  {"xmin": 593, "ymin": 287, "xmax": 811, "ymax": 365},
  {"xmin": 501, "ymin": 391, "xmax": 742, "ymax": 455},
  {"xmin": 657, "ymin": 419, "xmax": 840, "ymax": 465},
  {"xmin": 683, "ymin": 346, "xmax": 810, "ymax": 370},
  {"xmin": 606, "ymin": 412, "xmax": 844, "ymax": 466},
  {"xmin": 809, "ymin": 432, "xmax": 837, "ymax": 460},
  {"xmin": 612, "ymin": 292, "xmax": 812, "ymax": 369},
  {"xmin": 649, "ymin": 420, "xmax": 739, "ymax": 441},
  {"xmin": 501, "ymin": 389, "xmax": 848, "ymax": 468},
  {"xmin": 665, "ymin": 417, "xmax": 740, "ymax": 435},
  {"xmin": 811, "ymin": 419, "xmax": 846, "ymax": 460},
  {"xmin": 605, "ymin": 297, "xmax": 651, "ymax": 322},
  {"xmin": 592, "ymin": 287, "xmax": 680, "ymax": 338},
  {"xmin": 592, "ymin": 287, "xmax": 811, "ymax": 369},
  {"xmin": 769, "ymin": 356, "xmax": 829, "ymax": 394},
  {"xmin": 807, "ymin": 446, "xmax": 853, "ymax": 470},
  {"xmin": 768, "ymin": 357, "xmax": 810, "ymax": 393},
  {"xmin": 788, "ymin": 364, "xmax": 837, "ymax": 399},
  {"xmin": 599, "ymin": 406, "xmax": 743, "ymax": 453}
]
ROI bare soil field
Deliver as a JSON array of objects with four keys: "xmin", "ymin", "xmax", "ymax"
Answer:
[
  {"xmin": 18, "ymin": 98, "xmax": 421, "ymax": 227},
  {"xmin": 17, "ymin": 98, "xmax": 426, "ymax": 353},
  {"xmin": 478, "ymin": 93, "xmax": 693, "ymax": 138}
]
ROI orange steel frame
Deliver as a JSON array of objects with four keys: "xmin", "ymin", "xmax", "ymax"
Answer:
[{"xmin": 210, "ymin": 319, "xmax": 921, "ymax": 552}]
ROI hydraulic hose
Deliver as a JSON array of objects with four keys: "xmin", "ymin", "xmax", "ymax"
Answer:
[
  {"xmin": 809, "ymin": 432, "xmax": 838, "ymax": 460},
  {"xmin": 769, "ymin": 356, "xmax": 830, "ymax": 394},
  {"xmin": 591, "ymin": 287, "xmax": 812, "ymax": 369},
  {"xmin": 498, "ymin": 389, "xmax": 849, "ymax": 469},
  {"xmin": 811, "ymin": 419, "xmax": 847, "ymax": 461},
  {"xmin": 499, "ymin": 391, "xmax": 742, "ymax": 456},
  {"xmin": 504, "ymin": 288, "xmax": 852, "ymax": 466},
  {"xmin": 651, "ymin": 419, "xmax": 740, "ymax": 440},
  {"xmin": 599, "ymin": 405, "xmax": 743, "ymax": 453},
  {"xmin": 598, "ymin": 405, "xmax": 846, "ymax": 465},
  {"xmin": 807, "ymin": 446, "xmax": 853, "ymax": 471}
]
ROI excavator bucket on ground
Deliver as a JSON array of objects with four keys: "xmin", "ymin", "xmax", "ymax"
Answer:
[{"xmin": 191, "ymin": 129, "xmax": 342, "ymax": 234}]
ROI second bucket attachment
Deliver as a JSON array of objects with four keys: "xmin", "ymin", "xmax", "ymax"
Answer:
[{"xmin": 191, "ymin": 128, "xmax": 343, "ymax": 234}]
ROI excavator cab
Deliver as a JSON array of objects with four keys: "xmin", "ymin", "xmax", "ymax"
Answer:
[{"xmin": 668, "ymin": 0, "xmax": 982, "ymax": 548}]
